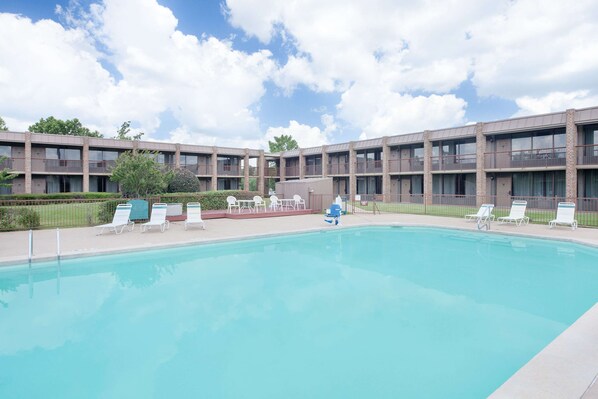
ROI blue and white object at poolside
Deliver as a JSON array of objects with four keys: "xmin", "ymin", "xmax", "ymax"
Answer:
[{"xmin": 325, "ymin": 203, "xmax": 342, "ymax": 225}]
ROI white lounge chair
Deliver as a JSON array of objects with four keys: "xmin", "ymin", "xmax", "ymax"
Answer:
[
  {"xmin": 226, "ymin": 196, "xmax": 240, "ymax": 213},
  {"xmin": 96, "ymin": 203, "xmax": 134, "ymax": 235},
  {"xmin": 497, "ymin": 200, "xmax": 529, "ymax": 226},
  {"xmin": 184, "ymin": 202, "xmax": 206, "ymax": 230},
  {"xmin": 253, "ymin": 195, "xmax": 266, "ymax": 212},
  {"xmin": 549, "ymin": 202, "xmax": 577, "ymax": 230},
  {"xmin": 269, "ymin": 195, "xmax": 282, "ymax": 211},
  {"xmin": 293, "ymin": 194, "xmax": 306, "ymax": 210},
  {"xmin": 141, "ymin": 203, "xmax": 170, "ymax": 232},
  {"xmin": 464, "ymin": 204, "xmax": 495, "ymax": 222}
]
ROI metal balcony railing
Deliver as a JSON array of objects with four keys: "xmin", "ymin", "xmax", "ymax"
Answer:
[
  {"xmin": 32, "ymin": 158, "xmax": 83, "ymax": 173},
  {"xmin": 485, "ymin": 147, "xmax": 566, "ymax": 169},
  {"xmin": 304, "ymin": 165, "xmax": 323, "ymax": 176},
  {"xmin": 88, "ymin": 160, "xmax": 116, "ymax": 173},
  {"xmin": 285, "ymin": 165, "xmax": 300, "ymax": 177},
  {"xmin": 355, "ymin": 159, "xmax": 382, "ymax": 174},
  {"xmin": 576, "ymin": 144, "xmax": 598, "ymax": 165},
  {"xmin": 388, "ymin": 158, "xmax": 424, "ymax": 173},
  {"xmin": 216, "ymin": 165, "xmax": 241, "ymax": 176},
  {"xmin": 327, "ymin": 163, "xmax": 350, "ymax": 175},
  {"xmin": 431, "ymin": 154, "xmax": 476, "ymax": 171}
]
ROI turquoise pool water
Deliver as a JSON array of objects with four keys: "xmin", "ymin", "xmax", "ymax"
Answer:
[{"xmin": 1, "ymin": 226, "xmax": 597, "ymax": 398}]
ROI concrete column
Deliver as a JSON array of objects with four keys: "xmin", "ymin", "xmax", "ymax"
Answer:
[
  {"xmin": 24, "ymin": 132, "xmax": 32, "ymax": 194},
  {"xmin": 82, "ymin": 137, "xmax": 89, "ymax": 192},
  {"xmin": 175, "ymin": 144, "xmax": 181, "ymax": 168},
  {"xmin": 211, "ymin": 147, "xmax": 218, "ymax": 191},
  {"xmin": 349, "ymin": 142, "xmax": 356, "ymax": 199},
  {"xmin": 565, "ymin": 108, "xmax": 577, "ymax": 202},
  {"xmin": 299, "ymin": 149, "xmax": 305, "ymax": 179},
  {"xmin": 423, "ymin": 130, "xmax": 432, "ymax": 205},
  {"xmin": 244, "ymin": 150, "xmax": 250, "ymax": 191},
  {"xmin": 279, "ymin": 155, "xmax": 286, "ymax": 182},
  {"xmin": 257, "ymin": 150, "xmax": 265, "ymax": 194},
  {"xmin": 382, "ymin": 137, "xmax": 390, "ymax": 202},
  {"xmin": 321, "ymin": 146, "xmax": 328, "ymax": 177},
  {"xmin": 475, "ymin": 122, "xmax": 486, "ymax": 205}
]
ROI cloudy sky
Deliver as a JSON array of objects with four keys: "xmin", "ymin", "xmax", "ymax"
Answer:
[{"xmin": 1, "ymin": 0, "xmax": 598, "ymax": 149}]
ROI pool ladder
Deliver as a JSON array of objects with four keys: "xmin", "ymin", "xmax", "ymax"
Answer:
[{"xmin": 477, "ymin": 212, "xmax": 492, "ymax": 231}]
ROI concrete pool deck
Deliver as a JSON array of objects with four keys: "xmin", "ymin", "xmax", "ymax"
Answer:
[{"xmin": 1, "ymin": 212, "xmax": 597, "ymax": 398}]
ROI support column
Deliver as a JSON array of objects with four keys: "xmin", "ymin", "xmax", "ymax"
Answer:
[
  {"xmin": 299, "ymin": 149, "xmax": 305, "ymax": 179},
  {"xmin": 82, "ymin": 137, "xmax": 90, "ymax": 192},
  {"xmin": 175, "ymin": 144, "xmax": 181, "ymax": 168},
  {"xmin": 257, "ymin": 150, "xmax": 265, "ymax": 194},
  {"xmin": 24, "ymin": 132, "xmax": 32, "ymax": 194},
  {"xmin": 349, "ymin": 142, "xmax": 356, "ymax": 200},
  {"xmin": 279, "ymin": 155, "xmax": 286, "ymax": 182},
  {"xmin": 211, "ymin": 147, "xmax": 218, "ymax": 191},
  {"xmin": 423, "ymin": 130, "xmax": 432, "ymax": 205},
  {"xmin": 244, "ymin": 150, "xmax": 250, "ymax": 191},
  {"xmin": 321, "ymin": 146, "xmax": 328, "ymax": 177},
  {"xmin": 382, "ymin": 137, "xmax": 390, "ymax": 202},
  {"xmin": 565, "ymin": 108, "xmax": 578, "ymax": 202},
  {"xmin": 475, "ymin": 122, "xmax": 486, "ymax": 206}
]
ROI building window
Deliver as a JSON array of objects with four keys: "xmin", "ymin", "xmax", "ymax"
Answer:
[
  {"xmin": 512, "ymin": 171, "xmax": 566, "ymax": 198},
  {"xmin": 433, "ymin": 174, "xmax": 476, "ymax": 196},
  {"xmin": 46, "ymin": 176, "xmax": 82, "ymax": 193}
]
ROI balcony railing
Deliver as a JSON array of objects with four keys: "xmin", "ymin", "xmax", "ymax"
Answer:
[
  {"xmin": 32, "ymin": 158, "xmax": 83, "ymax": 173},
  {"xmin": 355, "ymin": 159, "xmax": 382, "ymax": 174},
  {"xmin": 388, "ymin": 158, "xmax": 424, "ymax": 173},
  {"xmin": 89, "ymin": 160, "xmax": 116, "ymax": 173},
  {"xmin": 242, "ymin": 166, "xmax": 259, "ymax": 176},
  {"xmin": 304, "ymin": 165, "xmax": 323, "ymax": 176},
  {"xmin": 327, "ymin": 163, "xmax": 350, "ymax": 175},
  {"xmin": 182, "ymin": 163, "xmax": 212, "ymax": 175},
  {"xmin": 431, "ymin": 154, "xmax": 476, "ymax": 171},
  {"xmin": 485, "ymin": 147, "xmax": 566, "ymax": 169},
  {"xmin": 577, "ymin": 144, "xmax": 598, "ymax": 165},
  {"xmin": 217, "ymin": 165, "xmax": 241, "ymax": 176},
  {"xmin": 285, "ymin": 165, "xmax": 300, "ymax": 177},
  {"xmin": 266, "ymin": 166, "xmax": 279, "ymax": 177}
]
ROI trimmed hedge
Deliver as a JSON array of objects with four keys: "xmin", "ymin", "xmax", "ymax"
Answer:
[
  {"xmin": 0, "ymin": 192, "xmax": 120, "ymax": 201},
  {"xmin": 156, "ymin": 190, "xmax": 261, "ymax": 211}
]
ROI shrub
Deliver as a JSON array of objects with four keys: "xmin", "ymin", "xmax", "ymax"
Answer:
[
  {"xmin": 168, "ymin": 168, "xmax": 200, "ymax": 193},
  {"xmin": 0, "ymin": 192, "xmax": 120, "ymax": 201},
  {"xmin": 97, "ymin": 200, "xmax": 128, "ymax": 224},
  {"xmin": 17, "ymin": 208, "xmax": 41, "ymax": 229},
  {"xmin": 0, "ymin": 207, "xmax": 16, "ymax": 230},
  {"xmin": 156, "ymin": 190, "xmax": 261, "ymax": 210},
  {"xmin": 0, "ymin": 207, "xmax": 41, "ymax": 230}
]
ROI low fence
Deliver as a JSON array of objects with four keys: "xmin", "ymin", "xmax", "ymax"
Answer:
[{"xmin": 309, "ymin": 194, "xmax": 598, "ymax": 228}]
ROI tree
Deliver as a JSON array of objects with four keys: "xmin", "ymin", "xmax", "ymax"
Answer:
[
  {"xmin": 268, "ymin": 134, "xmax": 298, "ymax": 152},
  {"xmin": 109, "ymin": 151, "xmax": 173, "ymax": 198},
  {"xmin": 0, "ymin": 117, "xmax": 8, "ymax": 131},
  {"xmin": 28, "ymin": 116, "xmax": 103, "ymax": 138},
  {"xmin": 0, "ymin": 156, "xmax": 18, "ymax": 188},
  {"xmin": 168, "ymin": 168, "xmax": 200, "ymax": 193},
  {"xmin": 115, "ymin": 121, "xmax": 144, "ymax": 140}
]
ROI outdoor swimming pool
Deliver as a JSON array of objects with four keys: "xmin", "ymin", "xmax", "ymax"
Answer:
[{"xmin": 1, "ymin": 226, "xmax": 597, "ymax": 398}]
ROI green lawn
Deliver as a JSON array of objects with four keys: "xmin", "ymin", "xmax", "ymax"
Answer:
[
  {"xmin": 2, "ymin": 202, "xmax": 104, "ymax": 229},
  {"xmin": 351, "ymin": 201, "xmax": 598, "ymax": 227}
]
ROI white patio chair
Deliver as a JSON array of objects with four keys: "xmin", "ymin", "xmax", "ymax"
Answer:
[
  {"xmin": 464, "ymin": 204, "xmax": 495, "ymax": 222},
  {"xmin": 269, "ymin": 195, "xmax": 282, "ymax": 211},
  {"xmin": 141, "ymin": 203, "xmax": 170, "ymax": 233},
  {"xmin": 96, "ymin": 203, "xmax": 134, "ymax": 235},
  {"xmin": 293, "ymin": 194, "xmax": 306, "ymax": 210},
  {"xmin": 549, "ymin": 202, "xmax": 577, "ymax": 230},
  {"xmin": 253, "ymin": 195, "xmax": 267, "ymax": 212},
  {"xmin": 497, "ymin": 200, "xmax": 529, "ymax": 226},
  {"xmin": 227, "ymin": 196, "xmax": 240, "ymax": 213},
  {"xmin": 184, "ymin": 202, "xmax": 206, "ymax": 230}
]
